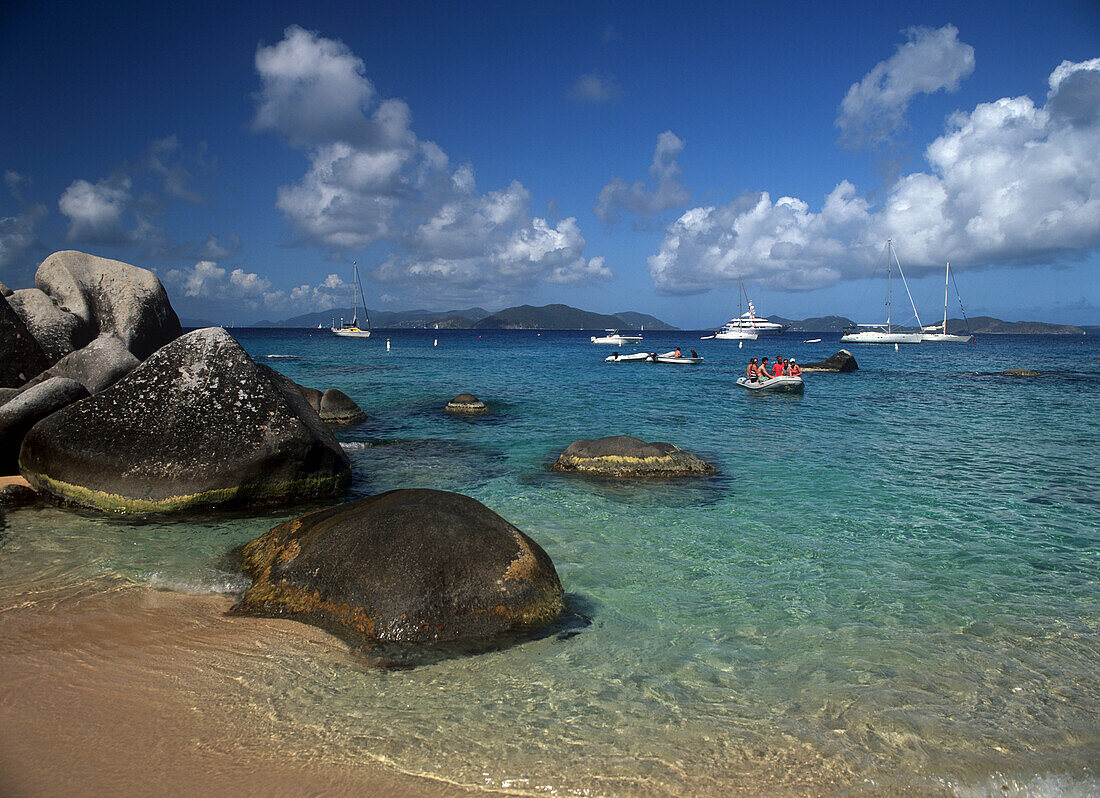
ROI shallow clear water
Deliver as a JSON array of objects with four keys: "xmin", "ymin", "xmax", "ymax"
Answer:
[{"xmin": 2, "ymin": 329, "xmax": 1098, "ymax": 796}]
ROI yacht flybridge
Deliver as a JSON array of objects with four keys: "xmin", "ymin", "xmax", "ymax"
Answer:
[{"xmin": 841, "ymin": 240, "xmax": 923, "ymax": 344}]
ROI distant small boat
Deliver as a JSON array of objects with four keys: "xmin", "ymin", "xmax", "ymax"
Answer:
[
  {"xmin": 591, "ymin": 329, "xmax": 643, "ymax": 345},
  {"xmin": 803, "ymin": 338, "xmax": 822, "ymax": 343},
  {"xmin": 737, "ymin": 375, "xmax": 804, "ymax": 393}
]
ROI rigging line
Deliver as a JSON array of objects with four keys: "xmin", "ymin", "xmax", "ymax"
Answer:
[{"xmin": 950, "ymin": 268, "xmax": 970, "ymax": 332}]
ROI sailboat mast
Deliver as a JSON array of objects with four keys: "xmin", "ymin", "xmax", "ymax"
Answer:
[
  {"xmin": 350, "ymin": 261, "xmax": 358, "ymax": 327},
  {"xmin": 891, "ymin": 241, "xmax": 923, "ymax": 330},
  {"xmin": 886, "ymin": 240, "xmax": 893, "ymax": 330},
  {"xmin": 943, "ymin": 262, "xmax": 950, "ymax": 333}
]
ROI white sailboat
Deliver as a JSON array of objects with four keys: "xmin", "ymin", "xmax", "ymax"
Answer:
[
  {"xmin": 841, "ymin": 240, "xmax": 923, "ymax": 344},
  {"xmin": 331, "ymin": 261, "xmax": 371, "ymax": 338},
  {"xmin": 921, "ymin": 262, "xmax": 971, "ymax": 342}
]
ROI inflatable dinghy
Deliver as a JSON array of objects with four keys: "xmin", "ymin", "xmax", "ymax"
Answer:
[
  {"xmin": 736, "ymin": 375, "xmax": 804, "ymax": 393},
  {"xmin": 605, "ymin": 351, "xmax": 654, "ymax": 362},
  {"xmin": 653, "ymin": 350, "xmax": 703, "ymax": 365}
]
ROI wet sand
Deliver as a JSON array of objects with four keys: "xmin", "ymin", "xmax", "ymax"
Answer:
[{"xmin": 0, "ymin": 587, "xmax": 476, "ymax": 798}]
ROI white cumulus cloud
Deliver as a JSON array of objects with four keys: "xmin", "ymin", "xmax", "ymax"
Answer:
[
  {"xmin": 650, "ymin": 57, "xmax": 1100, "ymax": 294},
  {"xmin": 596, "ymin": 131, "xmax": 691, "ymax": 225},
  {"xmin": 253, "ymin": 25, "xmax": 611, "ymax": 301},
  {"xmin": 837, "ymin": 24, "xmax": 976, "ymax": 149}
]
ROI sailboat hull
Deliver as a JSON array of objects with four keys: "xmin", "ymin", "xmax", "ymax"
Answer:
[
  {"xmin": 332, "ymin": 328, "xmax": 371, "ymax": 338},
  {"xmin": 921, "ymin": 333, "xmax": 970, "ymax": 342},
  {"xmin": 840, "ymin": 331, "xmax": 922, "ymax": 344}
]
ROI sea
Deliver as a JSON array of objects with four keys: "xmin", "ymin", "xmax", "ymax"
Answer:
[{"xmin": 2, "ymin": 328, "xmax": 1098, "ymax": 797}]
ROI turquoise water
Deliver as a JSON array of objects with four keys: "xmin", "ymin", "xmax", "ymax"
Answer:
[{"xmin": 2, "ymin": 329, "xmax": 1098, "ymax": 795}]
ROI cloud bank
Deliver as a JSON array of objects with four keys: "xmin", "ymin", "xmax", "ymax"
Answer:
[
  {"xmin": 163, "ymin": 260, "xmax": 352, "ymax": 314},
  {"xmin": 836, "ymin": 24, "xmax": 976, "ymax": 149},
  {"xmin": 254, "ymin": 25, "xmax": 610, "ymax": 302},
  {"xmin": 649, "ymin": 57, "xmax": 1100, "ymax": 295}
]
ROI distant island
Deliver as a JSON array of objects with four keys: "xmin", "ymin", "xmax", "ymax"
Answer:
[
  {"xmin": 246, "ymin": 303, "xmax": 678, "ymax": 331},
  {"xmin": 180, "ymin": 304, "xmax": 1093, "ymax": 334}
]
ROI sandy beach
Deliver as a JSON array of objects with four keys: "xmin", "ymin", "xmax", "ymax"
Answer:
[{"xmin": 0, "ymin": 586, "xmax": 476, "ymax": 798}]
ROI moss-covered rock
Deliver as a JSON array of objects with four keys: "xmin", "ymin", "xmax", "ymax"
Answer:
[
  {"xmin": 444, "ymin": 393, "xmax": 488, "ymax": 413},
  {"xmin": 552, "ymin": 435, "xmax": 716, "ymax": 477},
  {"xmin": 19, "ymin": 328, "xmax": 349, "ymax": 513},
  {"xmin": 236, "ymin": 489, "xmax": 564, "ymax": 661}
]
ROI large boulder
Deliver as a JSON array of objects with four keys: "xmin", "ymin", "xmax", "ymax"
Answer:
[
  {"xmin": 0, "ymin": 377, "xmax": 89, "ymax": 474},
  {"xmin": 319, "ymin": 388, "xmax": 367, "ymax": 425},
  {"xmin": 6, "ymin": 287, "xmax": 94, "ymax": 363},
  {"xmin": 235, "ymin": 489, "xmax": 564, "ymax": 660},
  {"xmin": 35, "ymin": 250, "xmax": 182, "ymax": 360},
  {"xmin": 19, "ymin": 327, "xmax": 350, "ymax": 513},
  {"xmin": 552, "ymin": 435, "xmax": 716, "ymax": 477},
  {"xmin": 0, "ymin": 294, "xmax": 51, "ymax": 387},
  {"xmin": 800, "ymin": 349, "xmax": 858, "ymax": 373},
  {"xmin": 21, "ymin": 335, "xmax": 140, "ymax": 395}
]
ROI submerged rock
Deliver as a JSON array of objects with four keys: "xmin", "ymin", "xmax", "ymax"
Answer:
[
  {"xmin": 19, "ymin": 328, "xmax": 350, "ymax": 513},
  {"xmin": 236, "ymin": 489, "xmax": 564, "ymax": 659},
  {"xmin": 800, "ymin": 350, "xmax": 858, "ymax": 373},
  {"xmin": 0, "ymin": 294, "xmax": 51, "ymax": 387},
  {"xmin": 552, "ymin": 435, "xmax": 716, "ymax": 477},
  {"xmin": 35, "ymin": 250, "xmax": 182, "ymax": 360},
  {"xmin": 445, "ymin": 393, "xmax": 488, "ymax": 413},
  {"xmin": 319, "ymin": 388, "xmax": 367, "ymax": 425},
  {"xmin": 0, "ymin": 377, "xmax": 89, "ymax": 474}
]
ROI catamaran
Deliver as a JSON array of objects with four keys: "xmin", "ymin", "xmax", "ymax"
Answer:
[
  {"xmin": 841, "ymin": 240, "xmax": 923, "ymax": 344},
  {"xmin": 331, "ymin": 261, "xmax": 371, "ymax": 338},
  {"xmin": 921, "ymin": 262, "xmax": 972, "ymax": 342}
]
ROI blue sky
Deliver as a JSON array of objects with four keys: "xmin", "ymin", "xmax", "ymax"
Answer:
[{"xmin": 2, "ymin": 0, "xmax": 1098, "ymax": 327}]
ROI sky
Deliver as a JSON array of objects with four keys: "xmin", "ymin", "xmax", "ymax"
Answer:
[{"xmin": 1, "ymin": 0, "xmax": 1098, "ymax": 328}]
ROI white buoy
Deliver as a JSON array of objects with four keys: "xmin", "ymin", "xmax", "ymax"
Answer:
[
  {"xmin": 894, "ymin": 342, "xmax": 899, "ymax": 352},
  {"xmin": 738, "ymin": 341, "xmax": 743, "ymax": 349},
  {"xmin": 387, "ymin": 338, "xmax": 391, "ymax": 351},
  {"xmin": 434, "ymin": 338, "xmax": 438, "ymax": 347}
]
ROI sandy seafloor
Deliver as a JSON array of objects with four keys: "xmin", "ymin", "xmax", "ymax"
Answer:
[{"xmin": 1, "ymin": 329, "xmax": 1097, "ymax": 797}]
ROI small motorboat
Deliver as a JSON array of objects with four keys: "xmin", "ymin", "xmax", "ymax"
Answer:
[
  {"xmin": 591, "ymin": 330, "xmax": 643, "ymax": 345},
  {"xmin": 653, "ymin": 350, "xmax": 703, "ymax": 365},
  {"xmin": 803, "ymin": 338, "xmax": 822, "ymax": 343},
  {"xmin": 736, "ymin": 375, "xmax": 804, "ymax": 393},
  {"xmin": 604, "ymin": 351, "xmax": 654, "ymax": 363}
]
